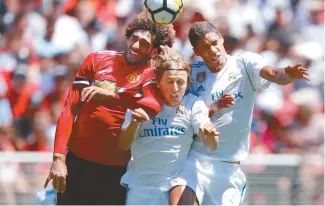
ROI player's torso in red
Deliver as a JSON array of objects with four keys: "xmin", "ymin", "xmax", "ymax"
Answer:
[{"xmin": 69, "ymin": 51, "xmax": 154, "ymax": 165}]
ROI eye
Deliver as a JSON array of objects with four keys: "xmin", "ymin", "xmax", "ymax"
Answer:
[
  {"xmin": 167, "ymin": 79, "xmax": 174, "ymax": 84},
  {"xmin": 177, "ymin": 80, "xmax": 185, "ymax": 85}
]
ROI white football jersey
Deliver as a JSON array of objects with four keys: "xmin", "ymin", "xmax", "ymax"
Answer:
[
  {"xmin": 189, "ymin": 52, "xmax": 271, "ymax": 161},
  {"xmin": 121, "ymin": 93, "xmax": 209, "ymax": 191}
]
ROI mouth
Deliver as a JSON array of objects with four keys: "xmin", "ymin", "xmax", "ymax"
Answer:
[
  {"xmin": 170, "ymin": 94, "xmax": 179, "ymax": 100},
  {"xmin": 211, "ymin": 55, "xmax": 220, "ymax": 62},
  {"xmin": 129, "ymin": 50, "xmax": 138, "ymax": 56}
]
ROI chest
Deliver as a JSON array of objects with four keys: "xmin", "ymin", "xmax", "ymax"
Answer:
[
  {"xmin": 92, "ymin": 60, "xmax": 149, "ymax": 94},
  {"xmin": 136, "ymin": 107, "xmax": 192, "ymax": 140},
  {"xmin": 193, "ymin": 67, "xmax": 245, "ymax": 106}
]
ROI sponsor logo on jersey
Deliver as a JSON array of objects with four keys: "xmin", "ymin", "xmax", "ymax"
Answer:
[
  {"xmin": 197, "ymin": 85, "xmax": 205, "ymax": 92},
  {"xmin": 127, "ymin": 73, "xmax": 140, "ymax": 83},
  {"xmin": 196, "ymin": 72, "xmax": 206, "ymax": 83},
  {"xmin": 138, "ymin": 118, "xmax": 186, "ymax": 138},
  {"xmin": 211, "ymin": 90, "xmax": 244, "ymax": 101}
]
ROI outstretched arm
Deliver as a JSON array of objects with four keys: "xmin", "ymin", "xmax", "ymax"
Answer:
[{"xmin": 260, "ymin": 64, "xmax": 309, "ymax": 85}]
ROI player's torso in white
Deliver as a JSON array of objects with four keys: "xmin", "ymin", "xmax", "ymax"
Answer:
[
  {"xmin": 122, "ymin": 93, "xmax": 206, "ymax": 190},
  {"xmin": 190, "ymin": 53, "xmax": 268, "ymax": 161}
]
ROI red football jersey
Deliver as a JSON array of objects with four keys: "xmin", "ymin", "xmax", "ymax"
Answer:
[{"xmin": 54, "ymin": 51, "xmax": 161, "ymax": 165}]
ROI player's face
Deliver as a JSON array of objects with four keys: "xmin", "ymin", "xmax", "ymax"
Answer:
[
  {"xmin": 125, "ymin": 29, "xmax": 156, "ymax": 65},
  {"xmin": 158, "ymin": 69, "xmax": 188, "ymax": 107},
  {"xmin": 193, "ymin": 32, "xmax": 227, "ymax": 71}
]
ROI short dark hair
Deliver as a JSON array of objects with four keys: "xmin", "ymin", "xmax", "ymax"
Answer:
[
  {"xmin": 125, "ymin": 12, "xmax": 176, "ymax": 51},
  {"xmin": 188, "ymin": 21, "xmax": 220, "ymax": 48}
]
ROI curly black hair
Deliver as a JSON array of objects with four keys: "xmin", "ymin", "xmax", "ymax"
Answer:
[{"xmin": 125, "ymin": 12, "xmax": 176, "ymax": 51}]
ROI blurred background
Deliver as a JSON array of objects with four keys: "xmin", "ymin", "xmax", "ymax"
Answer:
[{"xmin": 0, "ymin": 0, "xmax": 323, "ymax": 205}]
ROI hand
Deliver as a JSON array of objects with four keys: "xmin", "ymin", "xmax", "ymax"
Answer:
[
  {"xmin": 131, "ymin": 108, "xmax": 150, "ymax": 124},
  {"xmin": 199, "ymin": 122, "xmax": 219, "ymax": 138},
  {"xmin": 199, "ymin": 122, "xmax": 220, "ymax": 151},
  {"xmin": 44, "ymin": 158, "xmax": 68, "ymax": 193},
  {"xmin": 285, "ymin": 64, "xmax": 310, "ymax": 81},
  {"xmin": 81, "ymin": 86, "xmax": 114, "ymax": 102},
  {"xmin": 210, "ymin": 94, "xmax": 235, "ymax": 112}
]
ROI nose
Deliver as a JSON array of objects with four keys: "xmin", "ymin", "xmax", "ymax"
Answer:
[
  {"xmin": 132, "ymin": 41, "xmax": 140, "ymax": 51},
  {"xmin": 171, "ymin": 82, "xmax": 178, "ymax": 92},
  {"xmin": 209, "ymin": 46, "xmax": 219, "ymax": 54}
]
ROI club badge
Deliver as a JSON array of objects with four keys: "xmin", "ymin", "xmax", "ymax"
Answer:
[
  {"xmin": 196, "ymin": 72, "xmax": 206, "ymax": 83},
  {"xmin": 127, "ymin": 73, "xmax": 141, "ymax": 83}
]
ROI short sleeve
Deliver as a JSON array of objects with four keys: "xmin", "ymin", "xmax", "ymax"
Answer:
[
  {"xmin": 240, "ymin": 52, "xmax": 271, "ymax": 90},
  {"xmin": 190, "ymin": 97, "xmax": 210, "ymax": 135},
  {"xmin": 121, "ymin": 109, "xmax": 133, "ymax": 130},
  {"xmin": 73, "ymin": 52, "xmax": 96, "ymax": 86}
]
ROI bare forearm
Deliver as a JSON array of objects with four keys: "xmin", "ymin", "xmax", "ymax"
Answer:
[
  {"xmin": 274, "ymin": 67, "xmax": 294, "ymax": 85},
  {"xmin": 260, "ymin": 66, "xmax": 294, "ymax": 85},
  {"xmin": 118, "ymin": 122, "xmax": 139, "ymax": 151}
]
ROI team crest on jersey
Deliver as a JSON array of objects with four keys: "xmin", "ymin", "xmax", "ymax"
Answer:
[
  {"xmin": 176, "ymin": 105, "xmax": 185, "ymax": 115},
  {"xmin": 93, "ymin": 80, "xmax": 124, "ymax": 93},
  {"xmin": 228, "ymin": 72, "xmax": 237, "ymax": 81},
  {"xmin": 196, "ymin": 72, "xmax": 206, "ymax": 83},
  {"xmin": 127, "ymin": 73, "xmax": 140, "ymax": 83}
]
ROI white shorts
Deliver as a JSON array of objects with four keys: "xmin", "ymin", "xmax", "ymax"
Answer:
[
  {"xmin": 171, "ymin": 152, "xmax": 247, "ymax": 205},
  {"xmin": 126, "ymin": 187, "xmax": 169, "ymax": 205}
]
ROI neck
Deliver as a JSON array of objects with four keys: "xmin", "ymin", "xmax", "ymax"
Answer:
[{"xmin": 206, "ymin": 57, "xmax": 227, "ymax": 73}]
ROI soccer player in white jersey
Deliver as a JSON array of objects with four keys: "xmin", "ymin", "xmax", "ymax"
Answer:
[
  {"xmin": 170, "ymin": 21, "xmax": 310, "ymax": 205},
  {"xmin": 117, "ymin": 46, "xmax": 219, "ymax": 205}
]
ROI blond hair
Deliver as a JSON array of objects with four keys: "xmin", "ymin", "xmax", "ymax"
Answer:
[{"xmin": 151, "ymin": 46, "xmax": 191, "ymax": 83}]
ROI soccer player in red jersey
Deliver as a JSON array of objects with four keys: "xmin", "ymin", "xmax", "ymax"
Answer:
[{"xmin": 44, "ymin": 13, "xmax": 176, "ymax": 205}]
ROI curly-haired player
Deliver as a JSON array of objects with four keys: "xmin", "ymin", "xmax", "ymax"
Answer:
[{"xmin": 44, "ymin": 12, "xmax": 176, "ymax": 205}]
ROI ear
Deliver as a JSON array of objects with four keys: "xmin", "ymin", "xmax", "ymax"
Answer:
[
  {"xmin": 193, "ymin": 47, "xmax": 200, "ymax": 56},
  {"xmin": 220, "ymin": 36, "xmax": 224, "ymax": 44}
]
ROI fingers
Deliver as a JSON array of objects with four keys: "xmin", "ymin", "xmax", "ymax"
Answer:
[
  {"xmin": 132, "ymin": 108, "xmax": 150, "ymax": 122},
  {"xmin": 54, "ymin": 177, "xmax": 61, "ymax": 193},
  {"xmin": 81, "ymin": 87, "xmax": 96, "ymax": 102},
  {"xmin": 47, "ymin": 160, "xmax": 67, "ymax": 193},
  {"xmin": 44, "ymin": 175, "xmax": 52, "ymax": 188},
  {"xmin": 202, "ymin": 122, "xmax": 217, "ymax": 136},
  {"xmin": 217, "ymin": 94, "xmax": 235, "ymax": 108}
]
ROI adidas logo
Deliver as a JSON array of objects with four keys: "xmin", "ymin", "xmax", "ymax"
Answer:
[{"xmin": 197, "ymin": 85, "xmax": 205, "ymax": 92}]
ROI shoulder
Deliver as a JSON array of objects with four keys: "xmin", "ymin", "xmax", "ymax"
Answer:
[
  {"xmin": 181, "ymin": 93, "xmax": 202, "ymax": 110},
  {"xmin": 191, "ymin": 61, "xmax": 206, "ymax": 69},
  {"xmin": 235, "ymin": 51, "xmax": 263, "ymax": 63},
  {"xmin": 190, "ymin": 61, "xmax": 206, "ymax": 79},
  {"xmin": 95, "ymin": 50, "xmax": 124, "ymax": 59}
]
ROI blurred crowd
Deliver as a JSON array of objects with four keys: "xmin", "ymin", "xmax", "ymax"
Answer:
[{"xmin": 0, "ymin": 0, "xmax": 323, "ymax": 204}]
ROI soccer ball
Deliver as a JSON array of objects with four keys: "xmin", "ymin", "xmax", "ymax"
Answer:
[{"xmin": 144, "ymin": 0, "xmax": 184, "ymax": 24}]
